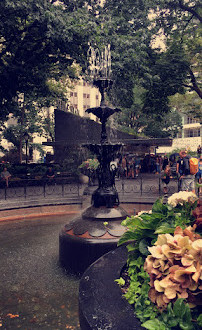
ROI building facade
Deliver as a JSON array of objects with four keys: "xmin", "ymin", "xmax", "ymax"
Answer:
[
  {"xmin": 57, "ymin": 78, "xmax": 101, "ymax": 121},
  {"xmin": 158, "ymin": 113, "xmax": 201, "ymax": 154}
]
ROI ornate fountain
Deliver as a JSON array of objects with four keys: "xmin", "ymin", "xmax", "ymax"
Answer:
[{"xmin": 59, "ymin": 45, "xmax": 128, "ymax": 274}]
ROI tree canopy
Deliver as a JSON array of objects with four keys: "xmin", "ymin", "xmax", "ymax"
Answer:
[
  {"xmin": 0, "ymin": 0, "xmax": 201, "ymax": 151},
  {"xmin": 0, "ymin": 0, "xmax": 93, "ymax": 121}
]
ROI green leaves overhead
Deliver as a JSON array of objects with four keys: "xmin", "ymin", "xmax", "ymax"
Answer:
[{"xmin": 0, "ymin": 0, "xmax": 93, "ymax": 119}]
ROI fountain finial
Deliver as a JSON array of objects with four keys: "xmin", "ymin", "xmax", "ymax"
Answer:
[{"xmin": 86, "ymin": 44, "xmax": 121, "ymax": 144}]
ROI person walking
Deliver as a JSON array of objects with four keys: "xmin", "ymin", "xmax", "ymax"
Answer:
[
  {"xmin": 178, "ymin": 149, "xmax": 195, "ymax": 193},
  {"xmin": 155, "ymin": 156, "xmax": 161, "ymax": 175},
  {"xmin": 162, "ymin": 154, "xmax": 169, "ymax": 170},
  {"xmin": 121, "ymin": 155, "xmax": 128, "ymax": 178},
  {"xmin": 162, "ymin": 164, "xmax": 171, "ymax": 197},
  {"xmin": 196, "ymin": 156, "xmax": 202, "ymax": 194},
  {"xmin": 176, "ymin": 154, "xmax": 184, "ymax": 190},
  {"xmin": 197, "ymin": 145, "xmax": 201, "ymax": 157}
]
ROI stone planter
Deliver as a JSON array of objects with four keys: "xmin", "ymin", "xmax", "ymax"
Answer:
[
  {"xmin": 79, "ymin": 246, "xmax": 143, "ymax": 330},
  {"xmin": 79, "ymin": 174, "xmax": 89, "ymax": 184}
]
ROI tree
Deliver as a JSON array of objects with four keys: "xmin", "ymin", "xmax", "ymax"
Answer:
[
  {"xmin": 0, "ymin": 0, "xmax": 97, "ymax": 161},
  {"xmin": 0, "ymin": 0, "xmax": 93, "ymax": 121},
  {"xmin": 150, "ymin": 0, "xmax": 201, "ymax": 98},
  {"xmin": 169, "ymin": 92, "xmax": 202, "ymax": 123},
  {"xmin": 95, "ymin": 0, "xmax": 200, "ymax": 137}
]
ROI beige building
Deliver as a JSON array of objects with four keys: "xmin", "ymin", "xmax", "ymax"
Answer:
[
  {"xmin": 158, "ymin": 113, "xmax": 201, "ymax": 154},
  {"xmin": 57, "ymin": 78, "xmax": 101, "ymax": 121}
]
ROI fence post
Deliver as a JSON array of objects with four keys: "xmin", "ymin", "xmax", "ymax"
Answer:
[
  {"xmin": 121, "ymin": 179, "xmax": 124, "ymax": 195},
  {"xmin": 140, "ymin": 177, "xmax": 143, "ymax": 196},
  {"xmin": 159, "ymin": 177, "xmax": 161, "ymax": 196},
  {"xmin": 62, "ymin": 180, "xmax": 64, "ymax": 197},
  {"xmin": 177, "ymin": 178, "xmax": 180, "ymax": 192},
  {"xmin": 43, "ymin": 181, "xmax": 46, "ymax": 198},
  {"xmin": 77, "ymin": 183, "xmax": 80, "ymax": 197},
  {"xmin": 24, "ymin": 180, "xmax": 27, "ymax": 199}
]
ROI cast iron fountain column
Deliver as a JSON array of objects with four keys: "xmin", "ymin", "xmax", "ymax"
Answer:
[{"xmin": 59, "ymin": 46, "xmax": 128, "ymax": 274}]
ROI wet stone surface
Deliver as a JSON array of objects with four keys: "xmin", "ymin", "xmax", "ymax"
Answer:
[{"xmin": 0, "ymin": 215, "xmax": 80, "ymax": 329}]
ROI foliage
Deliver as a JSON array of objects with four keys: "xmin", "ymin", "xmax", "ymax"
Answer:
[
  {"xmin": 118, "ymin": 192, "xmax": 198, "ymax": 249},
  {"xmin": 0, "ymin": 0, "xmax": 93, "ymax": 119},
  {"xmin": 1, "ymin": 0, "xmax": 201, "ymax": 152},
  {"xmin": 169, "ymin": 93, "xmax": 202, "ymax": 123},
  {"xmin": 149, "ymin": 0, "xmax": 202, "ymax": 99},
  {"xmin": 103, "ymin": 0, "xmax": 201, "ymax": 137},
  {"xmin": 0, "ymin": 0, "xmax": 97, "ymax": 159},
  {"xmin": 117, "ymin": 191, "xmax": 201, "ymax": 329},
  {"xmin": 79, "ymin": 158, "xmax": 99, "ymax": 171}
]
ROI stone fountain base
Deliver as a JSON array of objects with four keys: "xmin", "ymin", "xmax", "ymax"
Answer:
[
  {"xmin": 79, "ymin": 246, "xmax": 143, "ymax": 329},
  {"xmin": 59, "ymin": 205, "xmax": 128, "ymax": 274}
]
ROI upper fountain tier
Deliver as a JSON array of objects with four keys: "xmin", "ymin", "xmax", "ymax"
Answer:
[{"xmin": 86, "ymin": 78, "xmax": 121, "ymax": 144}]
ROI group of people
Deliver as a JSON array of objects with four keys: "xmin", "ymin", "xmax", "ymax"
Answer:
[
  {"xmin": 162, "ymin": 149, "xmax": 202, "ymax": 196},
  {"xmin": 114, "ymin": 150, "xmax": 202, "ymax": 196},
  {"xmin": 120, "ymin": 155, "xmax": 141, "ymax": 178},
  {"xmin": 118, "ymin": 154, "xmax": 173, "ymax": 178},
  {"xmin": 0, "ymin": 166, "xmax": 56, "ymax": 188}
]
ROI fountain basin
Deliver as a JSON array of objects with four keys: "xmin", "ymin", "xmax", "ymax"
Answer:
[{"xmin": 59, "ymin": 206, "xmax": 127, "ymax": 274}]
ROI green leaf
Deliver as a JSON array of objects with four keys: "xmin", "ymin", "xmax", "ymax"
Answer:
[
  {"xmin": 115, "ymin": 277, "xmax": 125, "ymax": 286},
  {"xmin": 197, "ymin": 314, "xmax": 202, "ymax": 327},
  {"xmin": 142, "ymin": 319, "xmax": 166, "ymax": 330},
  {"xmin": 179, "ymin": 322, "xmax": 193, "ymax": 330},
  {"xmin": 127, "ymin": 243, "xmax": 136, "ymax": 252},
  {"xmin": 173, "ymin": 299, "xmax": 186, "ymax": 317},
  {"xmin": 183, "ymin": 304, "xmax": 192, "ymax": 323},
  {"xmin": 139, "ymin": 239, "xmax": 149, "ymax": 256},
  {"xmin": 155, "ymin": 225, "xmax": 174, "ymax": 234},
  {"xmin": 129, "ymin": 256, "xmax": 144, "ymax": 268},
  {"xmin": 152, "ymin": 199, "xmax": 167, "ymax": 214},
  {"xmin": 118, "ymin": 230, "xmax": 140, "ymax": 246},
  {"xmin": 168, "ymin": 318, "xmax": 179, "ymax": 327}
]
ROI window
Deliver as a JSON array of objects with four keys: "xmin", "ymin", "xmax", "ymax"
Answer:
[
  {"xmin": 83, "ymin": 93, "xmax": 86, "ymax": 98},
  {"xmin": 74, "ymin": 92, "xmax": 77, "ymax": 97},
  {"xmin": 70, "ymin": 92, "xmax": 73, "ymax": 97},
  {"xmin": 184, "ymin": 129, "xmax": 201, "ymax": 137},
  {"xmin": 186, "ymin": 117, "xmax": 198, "ymax": 124},
  {"xmin": 87, "ymin": 94, "xmax": 90, "ymax": 99}
]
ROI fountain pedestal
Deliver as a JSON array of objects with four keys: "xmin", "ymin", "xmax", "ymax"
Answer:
[
  {"xmin": 59, "ymin": 76, "xmax": 128, "ymax": 274},
  {"xmin": 59, "ymin": 205, "xmax": 127, "ymax": 274}
]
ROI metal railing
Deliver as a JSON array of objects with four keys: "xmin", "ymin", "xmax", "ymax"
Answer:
[
  {"xmin": 0, "ymin": 177, "xmax": 81, "ymax": 201},
  {"xmin": 0, "ymin": 176, "xmax": 200, "ymax": 202}
]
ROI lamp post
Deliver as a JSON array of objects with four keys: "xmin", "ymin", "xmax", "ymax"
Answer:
[{"xmin": 24, "ymin": 132, "xmax": 29, "ymax": 165}]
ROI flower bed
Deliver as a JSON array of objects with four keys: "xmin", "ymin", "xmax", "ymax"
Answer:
[{"xmin": 117, "ymin": 191, "xmax": 202, "ymax": 330}]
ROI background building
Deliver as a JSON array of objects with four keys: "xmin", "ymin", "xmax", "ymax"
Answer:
[
  {"xmin": 158, "ymin": 113, "xmax": 201, "ymax": 154},
  {"xmin": 57, "ymin": 78, "xmax": 100, "ymax": 121}
]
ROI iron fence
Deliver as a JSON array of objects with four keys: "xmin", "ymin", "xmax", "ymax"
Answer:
[
  {"xmin": 0, "ymin": 176, "xmax": 200, "ymax": 202},
  {"xmin": 0, "ymin": 178, "xmax": 81, "ymax": 201}
]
